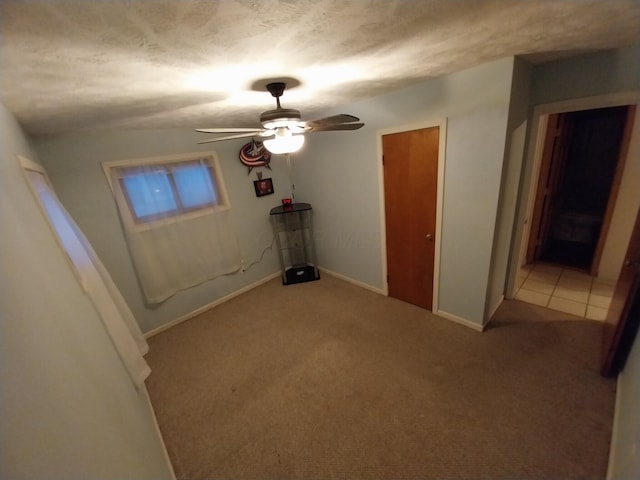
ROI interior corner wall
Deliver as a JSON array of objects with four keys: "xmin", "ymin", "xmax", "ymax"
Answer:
[
  {"xmin": 34, "ymin": 130, "xmax": 291, "ymax": 333},
  {"xmin": 485, "ymin": 57, "xmax": 533, "ymax": 320},
  {"xmin": 293, "ymin": 57, "xmax": 516, "ymax": 327},
  {"xmin": 0, "ymin": 103, "xmax": 173, "ymax": 479}
]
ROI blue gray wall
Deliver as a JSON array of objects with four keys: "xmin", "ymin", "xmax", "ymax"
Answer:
[
  {"xmin": 35, "ymin": 130, "xmax": 291, "ymax": 333},
  {"xmin": 532, "ymin": 44, "xmax": 640, "ymax": 105},
  {"xmin": 294, "ymin": 57, "xmax": 516, "ymax": 326},
  {"xmin": 37, "ymin": 57, "xmax": 518, "ymax": 330},
  {"xmin": 0, "ymin": 103, "xmax": 173, "ymax": 479},
  {"xmin": 15, "ymin": 44, "xmax": 640, "ymax": 480},
  {"xmin": 485, "ymin": 57, "xmax": 532, "ymax": 317}
]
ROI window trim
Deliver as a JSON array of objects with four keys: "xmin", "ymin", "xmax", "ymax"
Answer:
[
  {"xmin": 102, "ymin": 151, "xmax": 230, "ymax": 231},
  {"xmin": 19, "ymin": 155, "xmax": 88, "ymax": 289}
]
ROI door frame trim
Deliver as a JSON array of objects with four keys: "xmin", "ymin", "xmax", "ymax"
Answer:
[
  {"xmin": 376, "ymin": 118, "xmax": 447, "ymax": 312},
  {"xmin": 507, "ymin": 91, "xmax": 640, "ymax": 299}
]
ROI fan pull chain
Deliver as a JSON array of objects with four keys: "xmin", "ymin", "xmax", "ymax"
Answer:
[{"xmin": 286, "ymin": 153, "xmax": 295, "ymax": 201}]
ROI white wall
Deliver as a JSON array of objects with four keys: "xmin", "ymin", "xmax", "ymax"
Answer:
[
  {"xmin": 0, "ymin": 103, "xmax": 173, "ymax": 479},
  {"xmin": 34, "ymin": 130, "xmax": 291, "ymax": 333},
  {"xmin": 295, "ymin": 57, "xmax": 516, "ymax": 327}
]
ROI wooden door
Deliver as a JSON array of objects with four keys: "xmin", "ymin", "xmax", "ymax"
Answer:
[
  {"xmin": 382, "ymin": 127, "xmax": 439, "ymax": 310},
  {"xmin": 601, "ymin": 207, "xmax": 640, "ymax": 377},
  {"xmin": 527, "ymin": 113, "xmax": 571, "ymax": 263},
  {"xmin": 590, "ymin": 105, "xmax": 636, "ymax": 275}
]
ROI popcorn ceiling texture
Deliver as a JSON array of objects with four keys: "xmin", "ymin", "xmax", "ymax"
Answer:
[{"xmin": 1, "ymin": 0, "xmax": 639, "ymax": 135}]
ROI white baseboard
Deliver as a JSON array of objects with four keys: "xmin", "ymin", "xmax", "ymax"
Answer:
[
  {"xmin": 434, "ymin": 309, "xmax": 485, "ymax": 332},
  {"xmin": 145, "ymin": 269, "xmax": 381, "ymax": 339},
  {"xmin": 319, "ymin": 267, "xmax": 386, "ymax": 295},
  {"xmin": 144, "ymin": 269, "xmax": 484, "ymax": 338},
  {"xmin": 141, "ymin": 386, "xmax": 176, "ymax": 479},
  {"xmin": 320, "ymin": 268, "xmax": 484, "ymax": 332},
  {"xmin": 144, "ymin": 272, "xmax": 280, "ymax": 339}
]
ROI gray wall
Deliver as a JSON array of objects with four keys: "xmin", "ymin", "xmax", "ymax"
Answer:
[
  {"xmin": 0, "ymin": 103, "xmax": 173, "ymax": 479},
  {"xmin": 532, "ymin": 44, "xmax": 640, "ymax": 105},
  {"xmin": 35, "ymin": 130, "xmax": 291, "ymax": 333}
]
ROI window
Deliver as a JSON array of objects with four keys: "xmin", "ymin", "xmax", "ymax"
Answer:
[
  {"xmin": 104, "ymin": 153, "xmax": 229, "ymax": 227},
  {"xmin": 102, "ymin": 151, "xmax": 241, "ymax": 303}
]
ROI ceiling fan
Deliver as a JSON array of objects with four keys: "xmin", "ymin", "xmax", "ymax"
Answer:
[{"xmin": 195, "ymin": 82, "xmax": 364, "ymax": 154}]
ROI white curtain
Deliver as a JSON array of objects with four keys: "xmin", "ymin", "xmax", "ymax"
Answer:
[
  {"xmin": 109, "ymin": 164, "xmax": 242, "ymax": 304},
  {"xmin": 26, "ymin": 169, "xmax": 150, "ymax": 389}
]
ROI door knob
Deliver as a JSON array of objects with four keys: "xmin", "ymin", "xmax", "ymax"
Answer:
[{"xmin": 425, "ymin": 234, "xmax": 433, "ymax": 240}]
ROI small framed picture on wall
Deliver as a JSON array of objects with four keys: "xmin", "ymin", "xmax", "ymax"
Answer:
[{"xmin": 253, "ymin": 178, "xmax": 274, "ymax": 197}]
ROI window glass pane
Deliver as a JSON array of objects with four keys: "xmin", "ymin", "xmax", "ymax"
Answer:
[
  {"xmin": 122, "ymin": 171, "xmax": 177, "ymax": 218},
  {"xmin": 173, "ymin": 162, "xmax": 218, "ymax": 209}
]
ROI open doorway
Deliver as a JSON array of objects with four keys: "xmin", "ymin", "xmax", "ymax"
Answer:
[
  {"xmin": 526, "ymin": 105, "xmax": 633, "ymax": 273},
  {"xmin": 508, "ymin": 96, "xmax": 639, "ymax": 323}
]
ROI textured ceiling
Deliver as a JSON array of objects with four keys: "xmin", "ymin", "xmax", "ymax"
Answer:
[{"xmin": 1, "ymin": 0, "xmax": 639, "ymax": 135}]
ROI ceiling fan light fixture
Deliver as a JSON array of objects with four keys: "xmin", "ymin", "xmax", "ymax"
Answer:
[
  {"xmin": 260, "ymin": 109, "xmax": 303, "ymax": 130},
  {"xmin": 263, "ymin": 127, "xmax": 305, "ymax": 154},
  {"xmin": 196, "ymin": 82, "xmax": 364, "ymax": 148},
  {"xmin": 261, "ymin": 118, "xmax": 305, "ymax": 131}
]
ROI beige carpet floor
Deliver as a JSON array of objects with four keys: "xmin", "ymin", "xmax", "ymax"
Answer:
[{"xmin": 146, "ymin": 273, "xmax": 616, "ymax": 479}]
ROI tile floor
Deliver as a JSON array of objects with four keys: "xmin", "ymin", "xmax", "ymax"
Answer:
[{"xmin": 516, "ymin": 263, "xmax": 616, "ymax": 321}]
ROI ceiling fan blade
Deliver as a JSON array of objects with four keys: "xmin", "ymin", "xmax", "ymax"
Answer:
[
  {"xmin": 195, "ymin": 127, "xmax": 264, "ymax": 133},
  {"xmin": 197, "ymin": 132, "xmax": 266, "ymax": 144},
  {"xmin": 306, "ymin": 123, "xmax": 365, "ymax": 132},
  {"xmin": 305, "ymin": 114, "xmax": 361, "ymax": 128}
]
